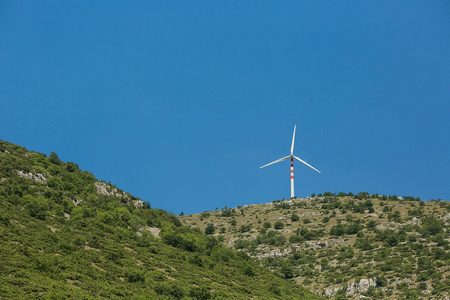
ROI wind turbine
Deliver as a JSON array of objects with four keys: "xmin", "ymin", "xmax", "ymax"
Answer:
[{"xmin": 260, "ymin": 125, "xmax": 321, "ymax": 199}]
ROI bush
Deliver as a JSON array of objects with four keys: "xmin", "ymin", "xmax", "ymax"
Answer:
[
  {"xmin": 291, "ymin": 214, "xmax": 299, "ymax": 222},
  {"xmin": 345, "ymin": 223, "xmax": 362, "ymax": 235},
  {"xmin": 188, "ymin": 254, "xmax": 204, "ymax": 267},
  {"xmin": 273, "ymin": 221, "xmax": 284, "ymax": 230},
  {"xmin": 220, "ymin": 209, "xmax": 234, "ymax": 217},
  {"xmin": 26, "ymin": 197, "xmax": 47, "ymax": 220},
  {"xmin": 126, "ymin": 269, "xmax": 145, "ymax": 283},
  {"xmin": 205, "ymin": 224, "xmax": 215, "ymax": 235},
  {"xmin": 367, "ymin": 220, "xmax": 377, "ymax": 229},
  {"xmin": 279, "ymin": 262, "xmax": 293, "ymax": 278},
  {"xmin": 241, "ymin": 264, "xmax": 255, "ymax": 276},
  {"xmin": 421, "ymin": 217, "xmax": 443, "ymax": 236},
  {"xmin": 418, "ymin": 282, "xmax": 427, "ymax": 290},
  {"xmin": 154, "ymin": 282, "xmax": 185, "ymax": 298},
  {"xmin": 268, "ymin": 285, "xmax": 281, "ymax": 296},
  {"xmin": 263, "ymin": 222, "xmax": 271, "ymax": 228},
  {"xmin": 289, "ymin": 235, "xmax": 303, "ymax": 244},
  {"xmin": 330, "ymin": 224, "xmax": 345, "ymax": 236},
  {"xmin": 189, "ymin": 287, "xmax": 211, "ymax": 300},
  {"xmin": 354, "ymin": 238, "xmax": 373, "ymax": 251},
  {"xmin": 161, "ymin": 233, "xmax": 197, "ymax": 252},
  {"xmin": 234, "ymin": 240, "xmax": 250, "ymax": 249},
  {"xmin": 376, "ymin": 276, "xmax": 388, "ymax": 287},
  {"xmin": 240, "ymin": 224, "xmax": 251, "ymax": 233}
]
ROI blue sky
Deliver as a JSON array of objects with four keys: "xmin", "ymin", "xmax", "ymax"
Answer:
[{"xmin": 1, "ymin": 2, "xmax": 449, "ymax": 214}]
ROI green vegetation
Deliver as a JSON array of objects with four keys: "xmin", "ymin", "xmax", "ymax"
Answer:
[
  {"xmin": 180, "ymin": 191, "xmax": 450, "ymax": 299},
  {"xmin": 0, "ymin": 140, "xmax": 321, "ymax": 299}
]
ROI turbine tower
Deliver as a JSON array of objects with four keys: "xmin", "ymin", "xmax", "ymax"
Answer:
[{"xmin": 260, "ymin": 125, "xmax": 321, "ymax": 199}]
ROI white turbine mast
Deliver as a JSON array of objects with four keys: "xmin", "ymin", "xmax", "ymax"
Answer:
[{"xmin": 260, "ymin": 125, "xmax": 321, "ymax": 199}]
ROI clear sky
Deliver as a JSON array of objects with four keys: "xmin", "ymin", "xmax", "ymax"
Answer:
[{"xmin": 1, "ymin": 2, "xmax": 449, "ymax": 214}]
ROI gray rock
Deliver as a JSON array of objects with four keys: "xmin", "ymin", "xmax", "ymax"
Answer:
[{"xmin": 16, "ymin": 170, "xmax": 47, "ymax": 183}]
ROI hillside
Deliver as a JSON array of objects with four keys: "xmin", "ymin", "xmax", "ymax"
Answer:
[
  {"xmin": 0, "ymin": 140, "xmax": 322, "ymax": 299},
  {"xmin": 180, "ymin": 194, "xmax": 450, "ymax": 299}
]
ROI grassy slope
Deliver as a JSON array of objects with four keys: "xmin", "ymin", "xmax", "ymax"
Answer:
[
  {"xmin": 0, "ymin": 140, "xmax": 322, "ymax": 300},
  {"xmin": 180, "ymin": 194, "xmax": 450, "ymax": 299}
]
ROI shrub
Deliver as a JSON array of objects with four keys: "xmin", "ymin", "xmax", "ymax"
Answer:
[
  {"xmin": 421, "ymin": 217, "xmax": 443, "ymax": 236},
  {"xmin": 241, "ymin": 264, "xmax": 255, "ymax": 276},
  {"xmin": 205, "ymin": 224, "xmax": 215, "ymax": 235},
  {"xmin": 161, "ymin": 233, "xmax": 197, "ymax": 252},
  {"xmin": 154, "ymin": 282, "xmax": 185, "ymax": 298},
  {"xmin": 273, "ymin": 221, "xmax": 284, "ymax": 230},
  {"xmin": 234, "ymin": 240, "xmax": 250, "ymax": 249},
  {"xmin": 239, "ymin": 224, "xmax": 251, "ymax": 233},
  {"xmin": 126, "ymin": 269, "xmax": 145, "ymax": 283},
  {"xmin": 354, "ymin": 238, "xmax": 373, "ymax": 250},
  {"xmin": 263, "ymin": 222, "xmax": 271, "ymax": 228},
  {"xmin": 280, "ymin": 262, "xmax": 293, "ymax": 278},
  {"xmin": 367, "ymin": 220, "xmax": 377, "ymax": 229},
  {"xmin": 268, "ymin": 285, "xmax": 281, "ymax": 296},
  {"xmin": 289, "ymin": 235, "xmax": 303, "ymax": 244},
  {"xmin": 291, "ymin": 214, "xmax": 299, "ymax": 222},
  {"xmin": 376, "ymin": 276, "xmax": 388, "ymax": 287},
  {"xmin": 189, "ymin": 287, "xmax": 211, "ymax": 300},
  {"xmin": 220, "ymin": 209, "xmax": 234, "ymax": 217},
  {"xmin": 345, "ymin": 223, "xmax": 362, "ymax": 235},
  {"xmin": 188, "ymin": 254, "xmax": 204, "ymax": 267},
  {"xmin": 26, "ymin": 197, "xmax": 47, "ymax": 220},
  {"xmin": 418, "ymin": 282, "xmax": 427, "ymax": 290},
  {"xmin": 330, "ymin": 224, "xmax": 345, "ymax": 236}
]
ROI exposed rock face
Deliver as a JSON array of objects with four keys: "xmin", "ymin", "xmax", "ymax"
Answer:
[
  {"xmin": 95, "ymin": 182, "xmax": 128, "ymax": 198},
  {"xmin": 95, "ymin": 181, "xmax": 144, "ymax": 208},
  {"xmin": 132, "ymin": 199, "xmax": 144, "ymax": 208},
  {"xmin": 346, "ymin": 278, "xmax": 377, "ymax": 295},
  {"xmin": 401, "ymin": 216, "xmax": 421, "ymax": 226},
  {"xmin": 253, "ymin": 247, "xmax": 291, "ymax": 259},
  {"xmin": 137, "ymin": 226, "xmax": 160, "ymax": 238},
  {"xmin": 16, "ymin": 170, "xmax": 47, "ymax": 183},
  {"xmin": 323, "ymin": 278, "xmax": 377, "ymax": 298},
  {"xmin": 72, "ymin": 197, "xmax": 83, "ymax": 206},
  {"xmin": 323, "ymin": 286, "xmax": 341, "ymax": 298}
]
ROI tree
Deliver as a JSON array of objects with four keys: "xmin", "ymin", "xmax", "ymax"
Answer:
[
  {"xmin": 49, "ymin": 152, "xmax": 62, "ymax": 165},
  {"xmin": 189, "ymin": 287, "xmax": 211, "ymax": 300},
  {"xmin": 280, "ymin": 262, "xmax": 293, "ymax": 278},
  {"xmin": 274, "ymin": 221, "xmax": 284, "ymax": 230},
  {"xmin": 330, "ymin": 224, "xmax": 345, "ymax": 236},
  {"xmin": 421, "ymin": 217, "xmax": 443, "ymax": 236},
  {"xmin": 205, "ymin": 224, "xmax": 215, "ymax": 235},
  {"xmin": 26, "ymin": 196, "xmax": 47, "ymax": 220},
  {"xmin": 263, "ymin": 222, "xmax": 271, "ymax": 228}
]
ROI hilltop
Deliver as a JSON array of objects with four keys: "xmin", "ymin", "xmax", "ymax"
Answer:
[
  {"xmin": 180, "ymin": 194, "xmax": 449, "ymax": 299},
  {"xmin": 0, "ymin": 140, "xmax": 322, "ymax": 299}
]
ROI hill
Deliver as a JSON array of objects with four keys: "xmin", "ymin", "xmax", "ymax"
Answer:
[
  {"xmin": 0, "ymin": 140, "xmax": 322, "ymax": 299},
  {"xmin": 179, "ymin": 194, "xmax": 449, "ymax": 299}
]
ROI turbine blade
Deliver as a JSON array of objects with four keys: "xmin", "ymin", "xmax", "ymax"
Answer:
[
  {"xmin": 260, "ymin": 155, "xmax": 290, "ymax": 169},
  {"xmin": 293, "ymin": 155, "xmax": 321, "ymax": 173},
  {"xmin": 290, "ymin": 125, "xmax": 296, "ymax": 155}
]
